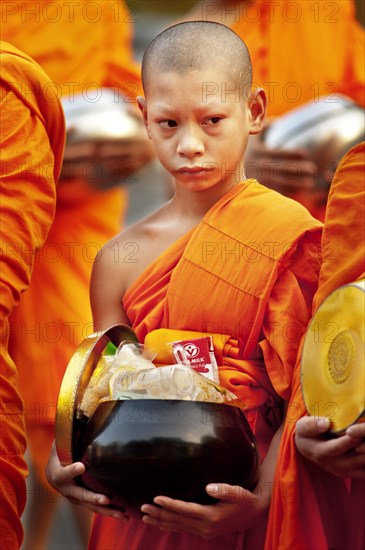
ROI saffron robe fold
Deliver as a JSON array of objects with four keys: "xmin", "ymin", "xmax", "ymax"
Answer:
[
  {"xmin": 0, "ymin": 41, "xmax": 65, "ymax": 548},
  {"xmin": 89, "ymin": 180, "xmax": 322, "ymax": 550},
  {"xmin": 231, "ymin": 0, "xmax": 365, "ymax": 118},
  {"xmin": 1, "ymin": 0, "xmax": 142, "ymax": 485},
  {"xmin": 266, "ymin": 142, "xmax": 365, "ymax": 550}
]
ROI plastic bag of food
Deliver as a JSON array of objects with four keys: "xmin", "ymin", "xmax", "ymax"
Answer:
[
  {"xmin": 78, "ymin": 342, "xmax": 155, "ymax": 420},
  {"xmin": 109, "ymin": 362, "xmax": 238, "ymax": 404}
]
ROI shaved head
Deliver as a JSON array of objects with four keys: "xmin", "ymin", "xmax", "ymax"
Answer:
[{"xmin": 142, "ymin": 21, "xmax": 252, "ymax": 96}]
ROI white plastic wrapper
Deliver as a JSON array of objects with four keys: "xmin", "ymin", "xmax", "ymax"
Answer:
[
  {"xmin": 78, "ymin": 343, "xmax": 155, "ymax": 420},
  {"xmin": 110, "ymin": 362, "xmax": 238, "ymax": 404}
]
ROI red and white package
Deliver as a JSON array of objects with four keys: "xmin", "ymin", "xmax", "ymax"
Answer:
[{"xmin": 171, "ymin": 336, "xmax": 219, "ymax": 384}]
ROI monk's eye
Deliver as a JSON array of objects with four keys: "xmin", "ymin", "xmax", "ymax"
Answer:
[
  {"xmin": 159, "ymin": 120, "xmax": 178, "ymax": 129},
  {"xmin": 204, "ymin": 117, "xmax": 223, "ymax": 126}
]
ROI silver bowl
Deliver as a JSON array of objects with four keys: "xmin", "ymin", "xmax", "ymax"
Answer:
[
  {"xmin": 264, "ymin": 95, "xmax": 364, "ymax": 187},
  {"xmin": 61, "ymin": 89, "xmax": 145, "ymax": 142}
]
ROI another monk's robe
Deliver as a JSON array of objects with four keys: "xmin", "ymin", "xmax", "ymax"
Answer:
[
  {"xmin": 0, "ymin": 42, "xmax": 65, "ymax": 548},
  {"xmin": 231, "ymin": 0, "xmax": 364, "ymax": 117},
  {"xmin": 266, "ymin": 142, "xmax": 365, "ymax": 550},
  {"xmin": 89, "ymin": 180, "xmax": 322, "ymax": 550},
  {"xmin": 230, "ymin": 0, "xmax": 365, "ymax": 221},
  {"xmin": 0, "ymin": 0, "xmax": 141, "ymax": 487}
]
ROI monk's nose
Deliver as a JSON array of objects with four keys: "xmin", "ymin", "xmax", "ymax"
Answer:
[{"xmin": 176, "ymin": 127, "xmax": 204, "ymax": 158}]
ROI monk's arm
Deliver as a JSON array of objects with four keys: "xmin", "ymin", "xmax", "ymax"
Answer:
[{"xmin": 90, "ymin": 238, "xmax": 130, "ymax": 330}]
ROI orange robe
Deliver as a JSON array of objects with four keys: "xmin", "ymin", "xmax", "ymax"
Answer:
[
  {"xmin": 231, "ymin": 0, "xmax": 364, "ymax": 117},
  {"xmin": 0, "ymin": 42, "xmax": 65, "ymax": 548},
  {"xmin": 1, "ymin": 0, "xmax": 141, "ymax": 486},
  {"xmin": 229, "ymin": 0, "xmax": 365, "ymax": 221},
  {"xmin": 266, "ymin": 142, "xmax": 365, "ymax": 549},
  {"xmin": 88, "ymin": 180, "xmax": 322, "ymax": 549}
]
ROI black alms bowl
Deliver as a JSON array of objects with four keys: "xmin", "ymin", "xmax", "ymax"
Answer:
[{"xmin": 73, "ymin": 399, "xmax": 260, "ymax": 516}]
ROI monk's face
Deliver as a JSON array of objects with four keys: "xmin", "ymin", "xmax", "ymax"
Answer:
[{"xmin": 138, "ymin": 67, "xmax": 265, "ymax": 192}]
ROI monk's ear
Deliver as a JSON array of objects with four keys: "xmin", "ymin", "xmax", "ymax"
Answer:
[
  {"xmin": 136, "ymin": 96, "xmax": 151, "ymax": 138},
  {"xmin": 247, "ymin": 88, "xmax": 267, "ymax": 135}
]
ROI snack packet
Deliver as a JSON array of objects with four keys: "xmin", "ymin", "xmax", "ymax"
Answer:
[{"xmin": 170, "ymin": 336, "xmax": 219, "ymax": 383}]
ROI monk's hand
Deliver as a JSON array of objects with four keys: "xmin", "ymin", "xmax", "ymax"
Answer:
[
  {"xmin": 45, "ymin": 443, "xmax": 127, "ymax": 519},
  {"xmin": 60, "ymin": 131, "xmax": 154, "ymax": 188},
  {"xmin": 245, "ymin": 133, "xmax": 318, "ymax": 194},
  {"xmin": 140, "ymin": 482, "xmax": 269, "ymax": 538},
  {"xmin": 295, "ymin": 416, "xmax": 365, "ymax": 479}
]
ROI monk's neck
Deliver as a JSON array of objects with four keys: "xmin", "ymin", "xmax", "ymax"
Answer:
[{"xmin": 171, "ymin": 180, "xmax": 241, "ymax": 219}]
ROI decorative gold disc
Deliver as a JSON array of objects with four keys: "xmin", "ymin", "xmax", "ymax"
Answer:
[
  {"xmin": 327, "ymin": 330, "xmax": 355, "ymax": 384},
  {"xmin": 301, "ymin": 280, "xmax": 365, "ymax": 434}
]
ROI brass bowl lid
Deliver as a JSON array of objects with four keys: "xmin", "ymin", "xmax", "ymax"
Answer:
[
  {"xmin": 301, "ymin": 280, "xmax": 365, "ymax": 434},
  {"xmin": 55, "ymin": 324, "xmax": 138, "ymax": 465}
]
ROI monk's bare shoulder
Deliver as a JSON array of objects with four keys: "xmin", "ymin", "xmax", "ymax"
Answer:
[{"xmin": 92, "ymin": 200, "xmax": 191, "ymax": 298}]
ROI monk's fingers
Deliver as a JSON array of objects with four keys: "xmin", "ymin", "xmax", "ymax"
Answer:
[
  {"xmin": 296, "ymin": 430, "xmax": 362, "ymax": 463},
  {"xmin": 141, "ymin": 503, "xmax": 216, "ymax": 538},
  {"xmin": 205, "ymin": 483, "xmax": 254, "ymax": 504},
  {"xmin": 51, "ymin": 473, "xmax": 128, "ymax": 518},
  {"xmin": 296, "ymin": 430, "xmax": 365, "ymax": 477},
  {"xmin": 142, "ymin": 512, "xmax": 201, "ymax": 536},
  {"xmin": 59, "ymin": 480, "xmax": 109, "ymax": 506},
  {"xmin": 71, "ymin": 499, "xmax": 128, "ymax": 520},
  {"xmin": 63, "ymin": 140, "xmax": 97, "ymax": 160},
  {"xmin": 46, "ymin": 446, "xmax": 84, "ymax": 488},
  {"xmin": 346, "ymin": 423, "xmax": 365, "ymax": 440},
  {"xmin": 46, "ymin": 444, "xmax": 114, "ymax": 511},
  {"xmin": 252, "ymin": 161, "xmax": 317, "ymax": 191},
  {"xmin": 355, "ymin": 441, "xmax": 365, "ymax": 454},
  {"xmin": 296, "ymin": 416, "xmax": 331, "ymax": 438},
  {"xmin": 324, "ymin": 453, "xmax": 365, "ymax": 479},
  {"xmin": 145, "ymin": 497, "xmax": 210, "ymax": 520},
  {"xmin": 46, "ymin": 465, "xmax": 115, "ymax": 511},
  {"xmin": 295, "ymin": 417, "xmax": 362, "ymax": 457},
  {"xmin": 347, "ymin": 423, "xmax": 365, "ymax": 454}
]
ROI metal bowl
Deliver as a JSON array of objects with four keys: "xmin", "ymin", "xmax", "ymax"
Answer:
[
  {"xmin": 73, "ymin": 399, "xmax": 260, "ymax": 516},
  {"xmin": 61, "ymin": 89, "xmax": 145, "ymax": 142},
  {"xmin": 264, "ymin": 95, "xmax": 365, "ymax": 187},
  {"xmin": 56, "ymin": 326, "xmax": 260, "ymax": 516}
]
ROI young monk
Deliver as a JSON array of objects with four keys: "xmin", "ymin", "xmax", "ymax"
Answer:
[
  {"xmin": 267, "ymin": 142, "xmax": 365, "ymax": 550},
  {"xmin": 47, "ymin": 22, "xmax": 323, "ymax": 548},
  {"xmin": 0, "ymin": 41, "xmax": 65, "ymax": 548}
]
